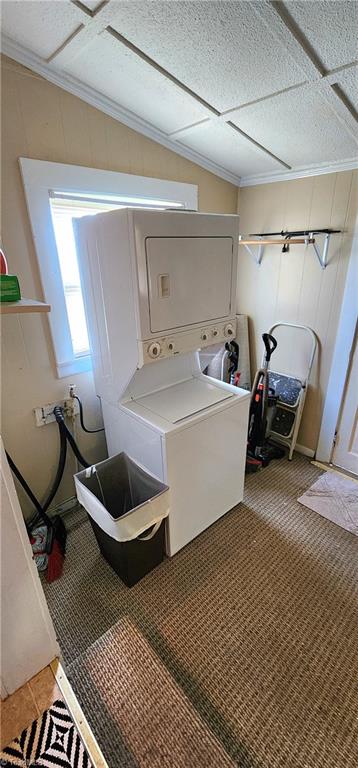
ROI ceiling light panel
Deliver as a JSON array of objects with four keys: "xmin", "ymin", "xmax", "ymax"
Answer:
[
  {"xmin": 67, "ymin": 33, "xmax": 212, "ymax": 133},
  {"xmin": 1, "ymin": 0, "xmax": 84, "ymax": 60},
  {"xmin": 177, "ymin": 122, "xmax": 284, "ymax": 176},
  {"xmin": 108, "ymin": 0, "xmax": 306, "ymax": 112},
  {"xmin": 230, "ymin": 88, "xmax": 358, "ymax": 166},
  {"xmin": 282, "ymin": 1, "xmax": 358, "ymax": 71}
]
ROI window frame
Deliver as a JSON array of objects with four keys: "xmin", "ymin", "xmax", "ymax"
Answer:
[{"xmin": 20, "ymin": 158, "xmax": 198, "ymax": 378}]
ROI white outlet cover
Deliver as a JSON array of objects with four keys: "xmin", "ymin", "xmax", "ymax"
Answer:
[{"xmin": 33, "ymin": 400, "xmax": 79, "ymax": 427}]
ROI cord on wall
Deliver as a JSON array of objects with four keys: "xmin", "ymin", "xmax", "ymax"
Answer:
[{"xmin": 69, "ymin": 385, "xmax": 104, "ymax": 434}]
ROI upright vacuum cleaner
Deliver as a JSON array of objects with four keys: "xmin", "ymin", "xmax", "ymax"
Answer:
[{"xmin": 246, "ymin": 333, "xmax": 285, "ymax": 472}]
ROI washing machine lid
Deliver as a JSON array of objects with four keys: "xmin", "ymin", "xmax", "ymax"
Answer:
[{"xmin": 135, "ymin": 377, "xmax": 233, "ymax": 423}]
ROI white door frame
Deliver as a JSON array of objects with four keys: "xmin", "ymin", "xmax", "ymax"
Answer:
[{"xmin": 316, "ymin": 214, "xmax": 358, "ymax": 463}]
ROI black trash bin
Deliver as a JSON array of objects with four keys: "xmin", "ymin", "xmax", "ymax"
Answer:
[{"xmin": 75, "ymin": 453, "xmax": 169, "ymax": 587}]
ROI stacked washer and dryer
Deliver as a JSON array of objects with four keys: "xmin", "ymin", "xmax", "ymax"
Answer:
[{"xmin": 75, "ymin": 209, "xmax": 250, "ymax": 556}]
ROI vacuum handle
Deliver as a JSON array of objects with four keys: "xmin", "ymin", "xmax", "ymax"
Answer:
[{"xmin": 262, "ymin": 333, "xmax": 277, "ymax": 363}]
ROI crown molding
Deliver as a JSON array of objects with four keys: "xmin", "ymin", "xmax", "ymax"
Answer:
[
  {"xmin": 2, "ymin": 36, "xmax": 357, "ymax": 191},
  {"xmin": 1, "ymin": 36, "xmax": 242, "ymax": 188},
  {"xmin": 239, "ymin": 158, "xmax": 358, "ymax": 187}
]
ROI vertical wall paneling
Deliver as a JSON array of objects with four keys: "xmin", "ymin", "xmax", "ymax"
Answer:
[
  {"xmin": 87, "ymin": 106, "xmax": 109, "ymax": 171},
  {"xmin": 60, "ymin": 90, "xmax": 92, "ymax": 167},
  {"xmin": 238, "ymin": 170, "xmax": 357, "ymax": 453},
  {"xmin": 1, "ymin": 55, "xmax": 237, "ymax": 519}
]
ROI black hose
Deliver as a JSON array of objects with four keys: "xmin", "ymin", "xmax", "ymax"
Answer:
[
  {"xmin": 74, "ymin": 395, "xmax": 104, "ymax": 433},
  {"xmin": 7, "ymin": 407, "xmax": 90, "ymax": 531},
  {"xmin": 53, "ymin": 404, "xmax": 89, "ymax": 468},
  {"xmin": 5, "ymin": 450, "xmax": 48, "ymax": 525},
  {"xmin": 42, "ymin": 421, "xmax": 67, "ymax": 513},
  {"xmin": 62, "ymin": 422, "xmax": 90, "ymax": 468},
  {"xmin": 6, "ymin": 417, "xmax": 68, "ymax": 529}
]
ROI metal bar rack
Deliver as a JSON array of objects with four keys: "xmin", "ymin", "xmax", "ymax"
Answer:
[{"xmin": 239, "ymin": 228, "xmax": 341, "ymax": 269}]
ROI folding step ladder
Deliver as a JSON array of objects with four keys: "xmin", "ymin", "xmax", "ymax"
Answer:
[{"xmin": 266, "ymin": 323, "xmax": 318, "ymax": 460}]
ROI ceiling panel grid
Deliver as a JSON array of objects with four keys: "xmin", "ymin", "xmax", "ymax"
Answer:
[{"xmin": 1, "ymin": 0, "xmax": 357, "ymax": 184}]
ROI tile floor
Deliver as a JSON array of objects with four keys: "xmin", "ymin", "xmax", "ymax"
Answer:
[{"xmin": 0, "ymin": 664, "xmax": 63, "ymax": 749}]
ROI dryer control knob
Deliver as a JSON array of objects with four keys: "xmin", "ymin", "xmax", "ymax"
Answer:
[
  {"xmin": 224, "ymin": 323, "xmax": 235, "ymax": 338},
  {"xmin": 148, "ymin": 342, "xmax": 161, "ymax": 359},
  {"xmin": 201, "ymin": 330, "xmax": 209, "ymax": 341},
  {"xmin": 167, "ymin": 341, "xmax": 175, "ymax": 352},
  {"xmin": 211, "ymin": 328, "xmax": 218, "ymax": 337}
]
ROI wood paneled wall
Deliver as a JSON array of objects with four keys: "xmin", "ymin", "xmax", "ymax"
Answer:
[
  {"xmin": 1, "ymin": 53, "xmax": 356, "ymax": 516},
  {"xmin": 237, "ymin": 171, "xmax": 357, "ymax": 452},
  {"xmin": 1, "ymin": 56, "xmax": 237, "ymax": 518}
]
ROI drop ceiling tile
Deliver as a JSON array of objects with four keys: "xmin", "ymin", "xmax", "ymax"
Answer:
[
  {"xmin": 177, "ymin": 122, "xmax": 284, "ymax": 177},
  {"xmin": 67, "ymin": 33, "xmax": 211, "ymax": 133},
  {"xmin": 335, "ymin": 68, "xmax": 358, "ymax": 114},
  {"xmin": 79, "ymin": 0, "xmax": 103, "ymax": 10},
  {"xmin": 231, "ymin": 88, "xmax": 358, "ymax": 167},
  {"xmin": 283, "ymin": 1, "xmax": 358, "ymax": 71},
  {"xmin": 108, "ymin": 1, "xmax": 305, "ymax": 112},
  {"xmin": 1, "ymin": 0, "xmax": 84, "ymax": 59}
]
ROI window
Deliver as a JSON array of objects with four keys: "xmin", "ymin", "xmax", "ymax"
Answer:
[{"xmin": 20, "ymin": 160, "xmax": 198, "ymax": 377}]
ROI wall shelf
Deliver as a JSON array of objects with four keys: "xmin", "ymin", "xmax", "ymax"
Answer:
[
  {"xmin": 239, "ymin": 229, "xmax": 341, "ymax": 269},
  {"xmin": 0, "ymin": 298, "xmax": 51, "ymax": 314}
]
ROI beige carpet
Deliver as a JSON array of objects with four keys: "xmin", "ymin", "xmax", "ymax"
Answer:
[
  {"xmin": 69, "ymin": 617, "xmax": 236, "ymax": 767},
  {"xmin": 44, "ymin": 456, "xmax": 358, "ymax": 768},
  {"xmin": 298, "ymin": 471, "xmax": 358, "ymax": 535}
]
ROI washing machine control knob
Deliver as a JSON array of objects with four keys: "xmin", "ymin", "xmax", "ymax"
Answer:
[
  {"xmin": 148, "ymin": 342, "xmax": 161, "ymax": 359},
  {"xmin": 224, "ymin": 323, "xmax": 234, "ymax": 338},
  {"xmin": 167, "ymin": 340, "xmax": 175, "ymax": 352},
  {"xmin": 201, "ymin": 330, "xmax": 209, "ymax": 342},
  {"xmin": 212, "ymin": 328, "xmax": 218, "ymax": 337}
]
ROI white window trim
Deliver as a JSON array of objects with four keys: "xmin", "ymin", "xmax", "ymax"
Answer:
[{"xmin": 20, "ymin": 158, "xmax": 198, "ymax": 378}]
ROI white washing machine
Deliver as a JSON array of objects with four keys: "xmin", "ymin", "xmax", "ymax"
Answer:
[{"xmin": 75, "ymin": 209, "xmax": 250, "ymax": 556}]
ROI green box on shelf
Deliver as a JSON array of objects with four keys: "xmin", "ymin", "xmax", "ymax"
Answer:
[{"xmin": 0, "ymin": 274, "xmax": 21, "ymax": 302}]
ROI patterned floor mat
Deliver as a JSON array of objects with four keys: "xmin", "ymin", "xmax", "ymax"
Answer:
[
  {"xmin": 298, "ymin": 471, "xmax": 358, "ymax": 534},
  {"xmin": 0, "ymin": 700, "xmax": 91, "ymax": 767}
]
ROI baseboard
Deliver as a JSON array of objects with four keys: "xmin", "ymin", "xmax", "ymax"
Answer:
[
  {"xmin": 295, "ymin": 443, "xmax": 315, "ymax": 458},
  {"xmin": 48, "ymin": 496, "xmax": 79, "ymax": 517}
]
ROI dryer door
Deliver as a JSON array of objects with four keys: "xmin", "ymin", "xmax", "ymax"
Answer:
[{"xmin": 145, "ymin": 236, "xmax": 233, "ymax": 333}]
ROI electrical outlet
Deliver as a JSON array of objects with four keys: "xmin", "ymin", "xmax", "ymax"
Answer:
[
  {"xmin": 34, "ymin": 402, "xmax": 63, "ymax": 427},
  {"xmin": 33, "ymin": 399, "xmax": 79, "ymax": 427},
  {"xmin": 64, "ymin": 397, "xmax": 79, "ymax": 419}
]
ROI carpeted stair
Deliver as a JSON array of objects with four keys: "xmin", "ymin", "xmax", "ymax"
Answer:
[{"xmin": 68, "ymin": 617, "xmax": 236, "ymax": 767}]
